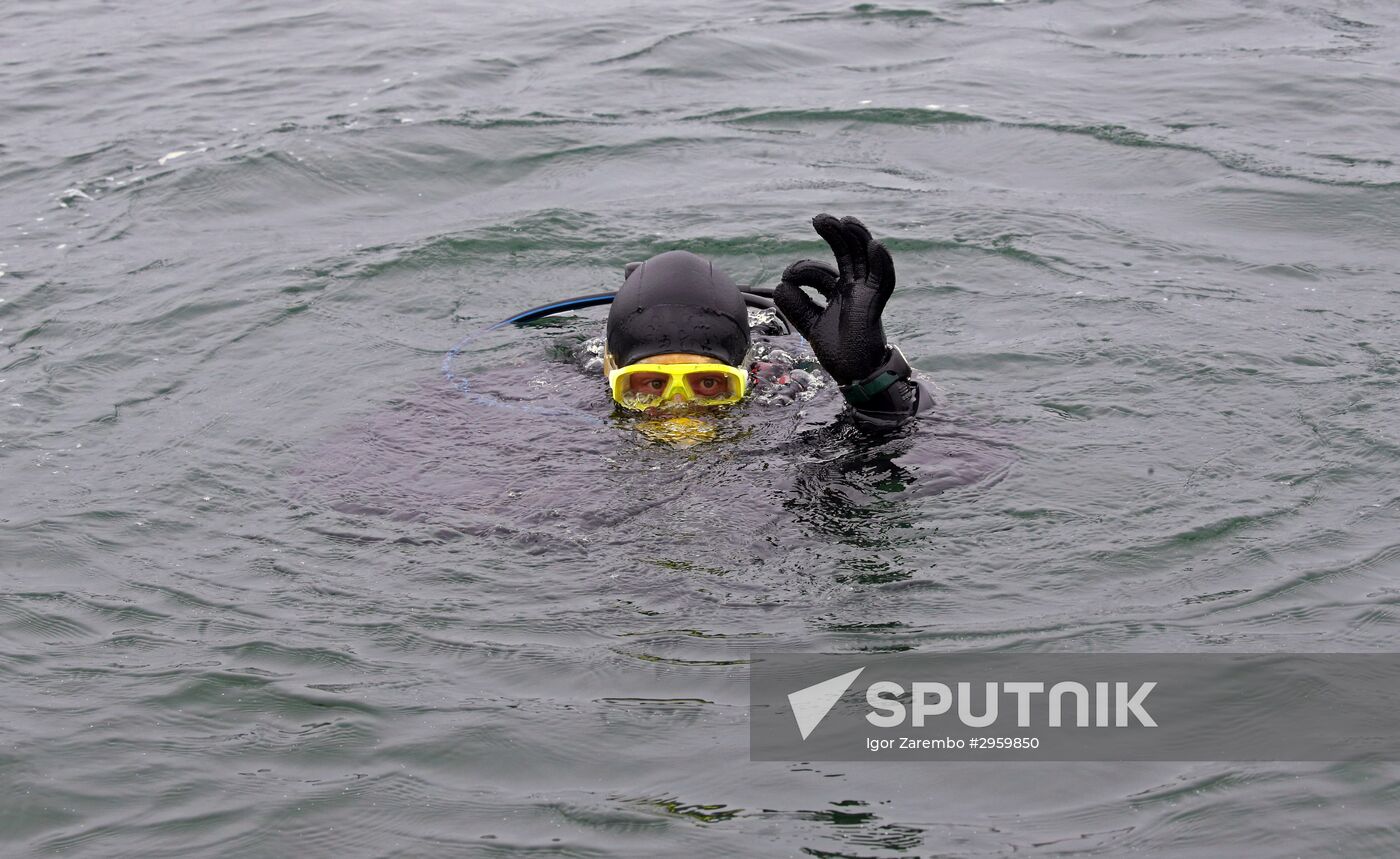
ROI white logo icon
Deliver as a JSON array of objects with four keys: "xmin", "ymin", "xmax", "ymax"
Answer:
[{"xmin": 788, "ymin": 667, "xmax": 866, "ymax": 740}]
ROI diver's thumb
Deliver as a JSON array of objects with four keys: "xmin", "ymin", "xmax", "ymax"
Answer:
[{"xmin": 773, "ymin": 281, "xmax": 821, "ymax": 340}]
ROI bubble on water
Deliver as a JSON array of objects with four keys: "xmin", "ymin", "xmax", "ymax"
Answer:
[
  {"xmin": 634, "ymin": 416, "xmax": 718, "ymax": 448},
  {"xmin": 157, "ymin": 151, "xmax": 188, "ymax": 166}
]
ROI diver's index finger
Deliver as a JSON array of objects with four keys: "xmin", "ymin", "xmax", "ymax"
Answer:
[
  {"xmin": 812, "ymin": 213, "xmax": 855, "ymax": 288},
  {"xmin": 781, "ymin": 258, "xmax": 840, "ymax": 300}
]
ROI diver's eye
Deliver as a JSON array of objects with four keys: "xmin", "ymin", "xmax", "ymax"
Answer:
[
  {"xmin": 628, "ymin": 372, "xmax": 669, "ymax": 394},
  {"xmin": 688, "ymin": 374, "xmax": 729, "ymax": 398}
]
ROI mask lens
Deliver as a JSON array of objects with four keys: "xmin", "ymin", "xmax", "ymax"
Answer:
[
  {"xmin": 627, "ymin": 372, "xmax": 670, "ymax": 395},
  {"xmin": 685, "ymin": 371, "xmax": 733, "ymax": 400}
]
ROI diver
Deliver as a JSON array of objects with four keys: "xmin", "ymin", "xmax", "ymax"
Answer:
[{"xmin": 603, "ymin": 214, "xmax": 933, "ymax": 432}]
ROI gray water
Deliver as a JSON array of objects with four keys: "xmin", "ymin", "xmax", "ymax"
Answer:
[{"xmin": 3, "ymin": 1, "xmax": 1400, "ymax": 856}]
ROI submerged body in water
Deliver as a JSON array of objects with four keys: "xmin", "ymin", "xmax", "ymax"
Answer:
[{"xmin": 300, "ymin": 313, "xmax": 1013, "ymax": 571}]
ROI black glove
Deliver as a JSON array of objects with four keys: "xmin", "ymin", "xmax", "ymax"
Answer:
[{"xmin": 774, "ymin": 214, "xmax": 930, "ymax": 427}]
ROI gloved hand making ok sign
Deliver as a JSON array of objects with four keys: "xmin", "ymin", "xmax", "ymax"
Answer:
[{"xmin": 774, "ymin": 214, "xmax": 932, "ymax": 429}]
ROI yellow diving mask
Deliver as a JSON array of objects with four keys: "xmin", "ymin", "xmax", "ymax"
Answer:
[{"xmin": 608, "ymin": 361, "xmax": 748, "ymax": 410}]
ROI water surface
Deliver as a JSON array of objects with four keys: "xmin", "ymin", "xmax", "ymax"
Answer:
[{"xmin": 3, "ymin": 0, "xmax": 1400, "ymax": 855}]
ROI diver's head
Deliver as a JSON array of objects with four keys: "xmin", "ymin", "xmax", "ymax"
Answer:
[{"xmin": 604, "ymin": 250, "xmax": 750, "ymax": 411}]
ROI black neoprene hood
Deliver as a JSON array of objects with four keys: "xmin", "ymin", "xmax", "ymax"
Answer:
[{"xmin": 605, "ymin": 250, "xmax": 750, "ymax": 367}]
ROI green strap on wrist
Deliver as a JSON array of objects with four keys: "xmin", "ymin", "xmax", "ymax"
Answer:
[{"xmin": 839, "ymin": 346, "xmax": 912, "ymax": 406}]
